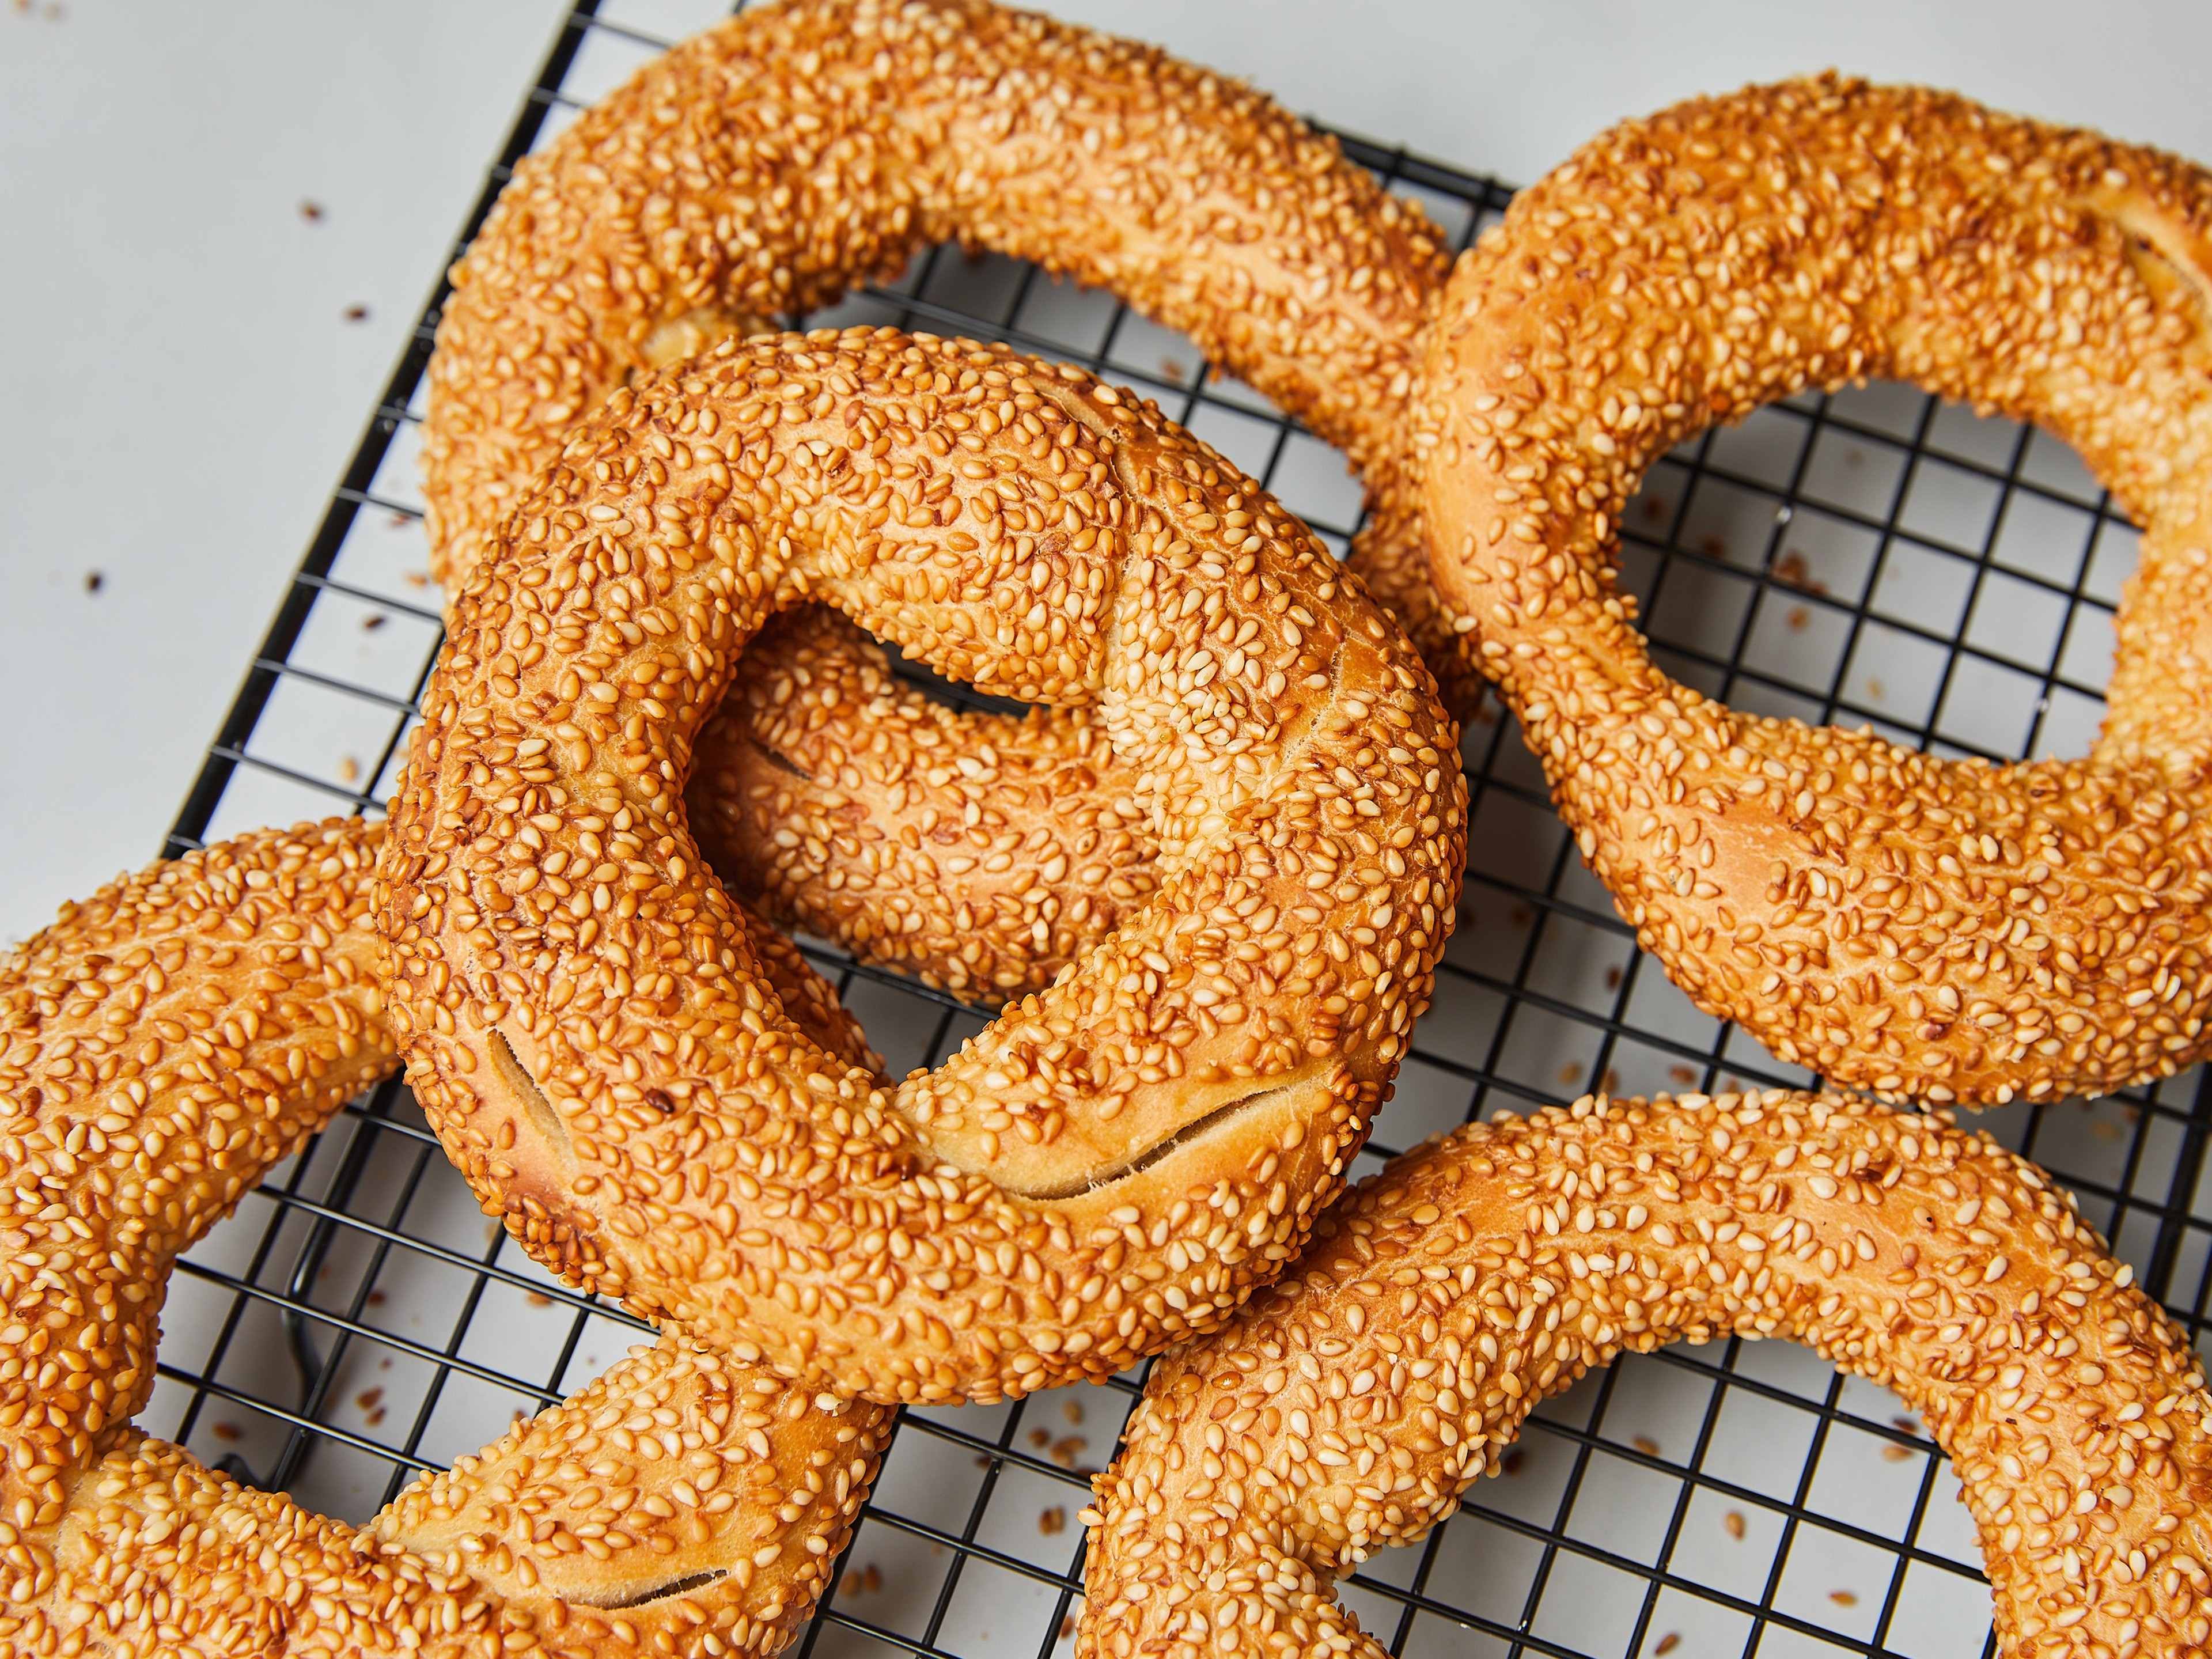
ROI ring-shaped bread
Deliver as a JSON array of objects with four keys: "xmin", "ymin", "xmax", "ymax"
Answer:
[
  {"xmin": 421, "ymin": 0, "xmax": 1469, "ymax": 1002},
  {"xmin": 422, "ymin": 0, "xmax": 1442, "ymax": 604},
  {"xmin": 380, "ymin": 330, "xmax": 1466, "ymax": 1404},
  {"xmin": 1416, "ymin": 74, "xmax": 2212, "ymax": 1105},
  {"xmin": 0, "ymin": 820, "xmax": 896, "ymax": 1657},
  {"xmin": 1081, "ymin": 1089, "xmax": 2212, "ymax": 1659}
]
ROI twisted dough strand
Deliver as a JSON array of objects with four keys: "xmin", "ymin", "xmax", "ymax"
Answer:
[
  {"xmin": 693, "ymin": 607, "xmax": 1157, "ymax": 998},
  {"xmin": 1082, "ymin": 1090, "xmax": 2212, "ymax": 1659}
]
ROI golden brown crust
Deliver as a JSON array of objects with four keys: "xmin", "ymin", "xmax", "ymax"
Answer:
[
  {"xmin": 421, "ymin": 0, "xmax": 1442, "ymax": 592},
  {"xmin": 0, "ymin": 819, "xmax": 894, "ymax": 1657},
  {"xmin": 732, "ymin": 870, "xmax": 883, "ymax": 1071},
  {"xmin": 692, "ymin": 606, "xmax": 1157, "ymax": 998},
  {"xmin": 1081, "ymin": 1089, "xmax": 2212, "ymax": 1659},
  {"xmin": 423, "ymin": 0, "xmax": 1468, "ymax": 1006},
  {"xmin": 380, "ymin": 332, "xmax": 1466, "ymax": 1404},
  {"xmin": 1416, "ymin": 74, "xmax": 2212, "ymax": 1104}
]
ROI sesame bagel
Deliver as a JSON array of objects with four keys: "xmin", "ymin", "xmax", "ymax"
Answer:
[
  {"xmin": 1081, "ymin": 1089, "xmax": 2212, "ymax": 1659},
  {"xmin": 380, "ymin": 330, "xmax": 1466, "ymax": 1406},
  {"xmin": 0, "ymin": 819, "xmax": 895, "ymax": 1658},
  {"xmin": 1416, "ymin": 75, "xmax": 2212, "ymax": 1105},
  {"xmin": 421, "ymin": 0, "xmax": 1443, "ymax": 598},
  {"xmin": 422, "ymin": 0, "xmax": 1472, "ymax": 1003}
]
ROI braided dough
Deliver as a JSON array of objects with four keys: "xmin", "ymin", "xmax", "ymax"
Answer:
[
  {"xmin": 1082, "ymin": 1089, "xmax": 2212, "ymax": 1659},
  {"xmin": 381, "ymin": 331, "xmax": 1465, "ymax": 1404},
  {"xmin": 1416, "ymin": 75, "xmax": 2212, "ymax": 1104},
  {"xmin": 0, "ymin": 820, "xmax": 895, "ymax": 1657}
]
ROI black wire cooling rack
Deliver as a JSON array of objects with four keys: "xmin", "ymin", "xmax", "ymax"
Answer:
[{"xmin": 150, "ymin": 5, "xmax": 2212, "ymax": 1657}]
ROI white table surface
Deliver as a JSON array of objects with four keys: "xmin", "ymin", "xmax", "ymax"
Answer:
[{"xmin": 8, "ymin": 0, "xmax": 2212, "ymax": 940}]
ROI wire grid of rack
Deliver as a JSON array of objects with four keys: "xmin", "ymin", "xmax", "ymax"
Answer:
[{"xmin": 145, "ymin": 5, "xmax": 2212, "ymax": 1657}]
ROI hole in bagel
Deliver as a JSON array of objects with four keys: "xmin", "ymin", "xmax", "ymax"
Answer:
[
  {"xmin": 1012, "ymin": 1071, "xmax": 1313, "ymax": 1202},
  {"xmin": 593, "ymin": 1566, "xmax": 729, "ymax": 1608},
  {"xmin": 487, "ymin": 1029, "xmax": 576, "ymax": 1174},
  {"xmin": 1608, "ymin": 384, "xmax": 2116, "ymax": 759},
  {"xmin": 878, "ymin": 634, "xmax": 1032, "ymax": 719}
]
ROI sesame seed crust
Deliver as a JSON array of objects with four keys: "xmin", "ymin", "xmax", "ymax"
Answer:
[
  {"xmin": 691, "ymin": 605, "xmax": 1158, "ymax": 998},
  {"xmin": 421, "ymin": 0, "xmax": 1472, "ymax": 997},
  {"xmin": 1081, "ymin": 1089, "xmax": 2212, "ymax": 1659},
  {"xmin": 0, "ymin": 819, "xmax": 896, "ymax": 1656},
  {"xmin": 421, "ymin": 0, "xmax": 1442, "ymax": 594},
  {"xmin": 380, "ymin": 329, "xmax": 1467, "ymax": 1406},
  {"xmin": 1415, "ymin": 74, "xmax": 2212, "ymax": 1105}
]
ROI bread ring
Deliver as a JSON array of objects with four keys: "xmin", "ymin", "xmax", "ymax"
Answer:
[
  {"xmin": 1415, "ymin": 75, "xmax": 2212, "ymax": 1105},
  {"xmin": 691, "ymin": 605, "xmax": 1158, "ymax": 998},
  {"xmin": 422, "ymin": 0, "xmax": 1467, "ymax": 1001},
  {"xmin": 381, "ymin": 330, "xmax": 1466, "ymax": 1404},
  {"xmin": 0, "ymin": 819, "xmax": 897, "ymax": 1657},
  {"xmin": 422, "ymin": 0, "xmax": 1441, "ymax": 594},
  {"xmin": 1081, "ymin": 1088, "xmax": 2212, "ymax": 1659}
]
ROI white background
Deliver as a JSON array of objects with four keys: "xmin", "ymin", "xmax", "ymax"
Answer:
[{"xmin": 9, "ymin": 0, "xmax": 2212, "ymax": 939}]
